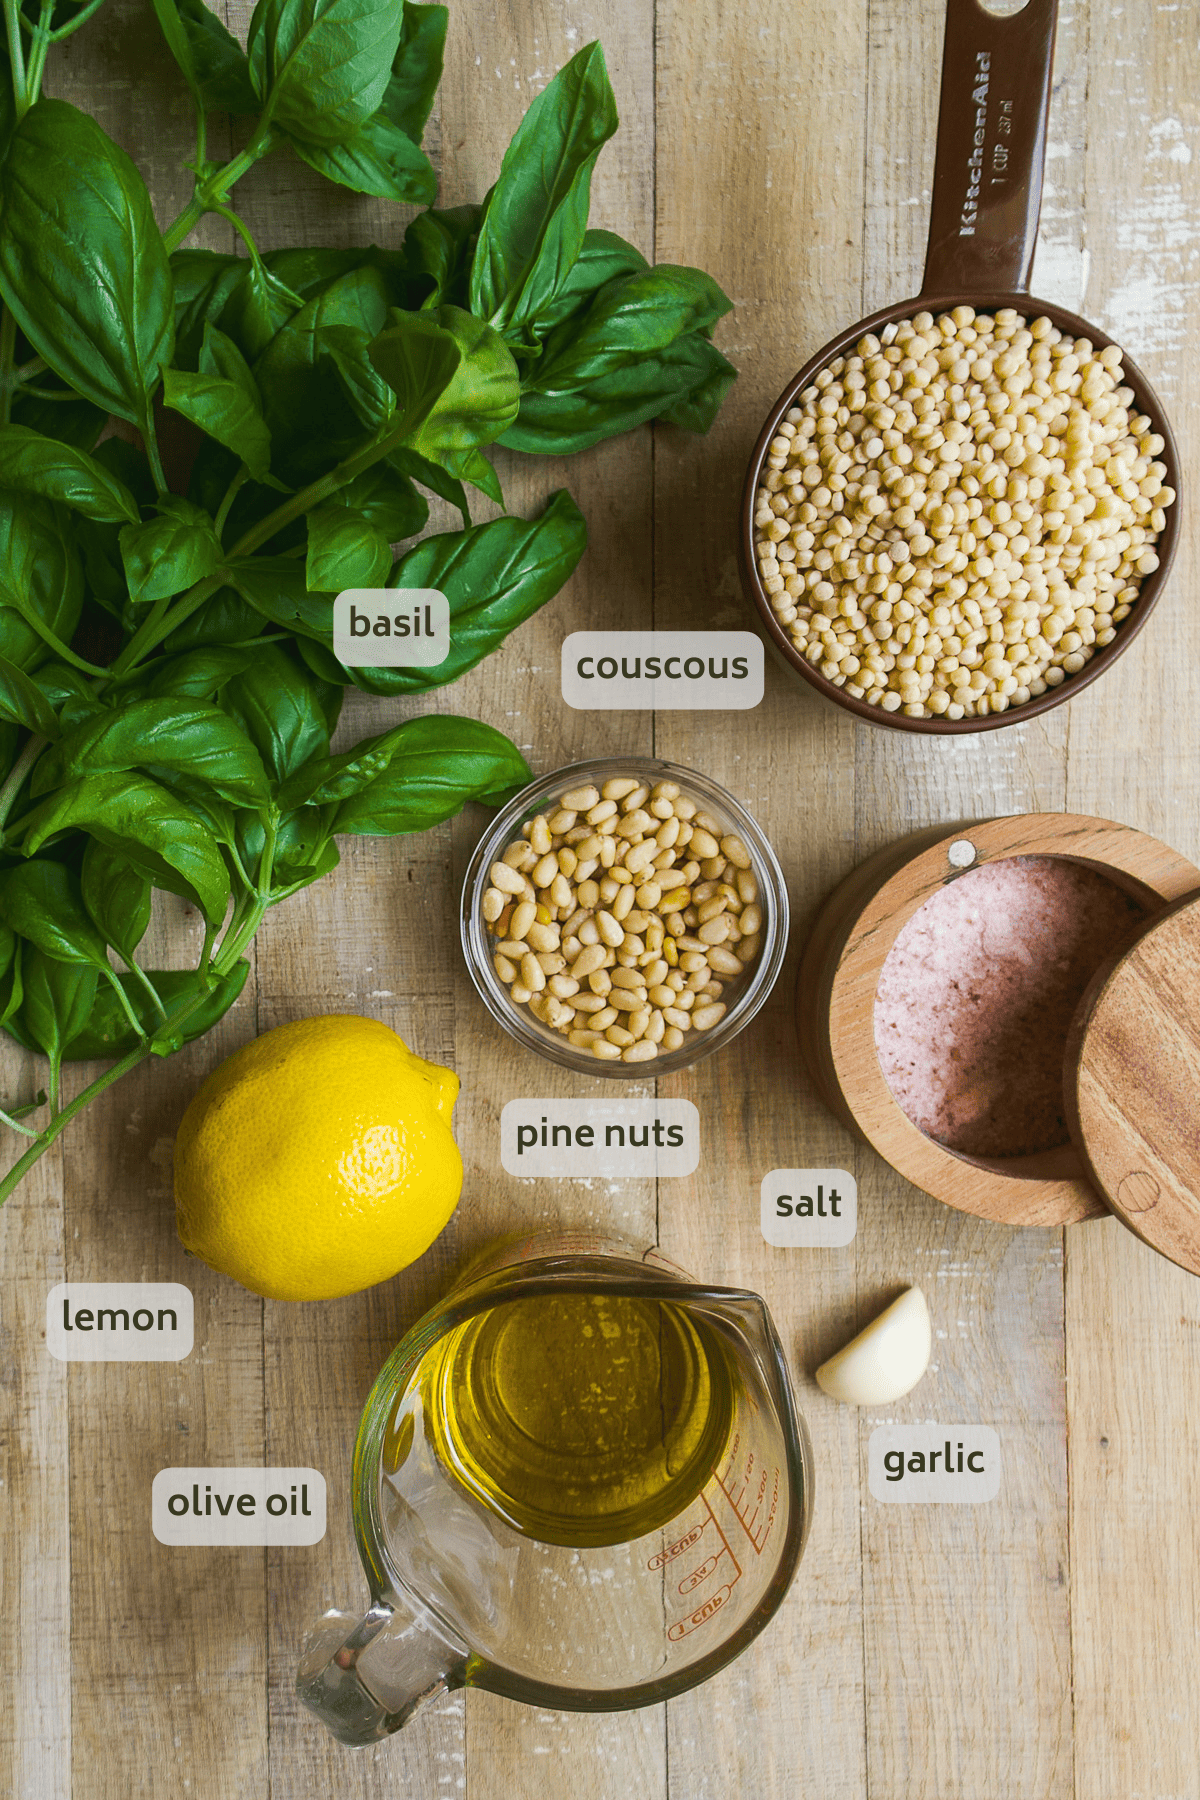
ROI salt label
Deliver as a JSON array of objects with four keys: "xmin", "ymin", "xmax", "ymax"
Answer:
[
  {"xmin": 868, "ymin": 1426, "xmax": 1001, "ymax": 1503},
  {"xmin": 760, "ymin": 1170, "xmax": 856, "ymax": 1247},
  {"xmin": 152, "ymin": 1468, "xmax": 326, "ymax": 1545},
  {"xmin": 500, "ymin": 1099, "xmax": 699, "ymax": 1177},
  {"xmin": 47, "ymin": 1284, "xmax": 193, "ymax": 1361}
]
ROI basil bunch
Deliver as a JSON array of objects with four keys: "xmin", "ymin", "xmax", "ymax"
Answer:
[{"xmin": 0, "ymin": 1, "xmax": 735, "ymax": 1201}]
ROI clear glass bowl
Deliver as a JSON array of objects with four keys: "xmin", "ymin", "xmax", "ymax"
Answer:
[{"xmin": 460, "ymin": 757, "xmax": 790, "ymax": 1078}]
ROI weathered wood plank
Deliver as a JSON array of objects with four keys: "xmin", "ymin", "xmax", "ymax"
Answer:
[{"xmin": 1063, "ymin": 0, "xmax": 1200, "ymax": 1792}]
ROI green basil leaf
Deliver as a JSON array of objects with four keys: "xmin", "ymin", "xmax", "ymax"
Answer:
[
  {"xmin": 0, "ymin": 921, "xmax": 15, "ymax": 989},
  {"xmin": 658, "ymin": 339, "xmax": 739, "ymax": 432},
  {"xmin": 219, "ymin": 260, "xmax": 305, "ymax": 362},
  {"xmin": 29, "ymin": 662, "xmax": 101, "ymax": 729},
  {"xmin": 163, "ymin": 322, "xmax": 273, "ymax": 481},
  {"xmin": 402, "ymin": 203, "xmax": 480, "ymax": 312},
  {"xmin": 235, "ymin": 807, "xmax": 339, "ymax": 896},
  {"xmin": 92, "ymin": 438, "xmax": 158, "ymax": 509},
  {"xmin": 255, "ymin": 266, "xmax": 392, "ymax": 485},
  {"xmin": 37, "ymin": 697, "xmax": 271, "ymax": 807},
  {"xmin": 286, "ymin": 112, "xmax": 435, "ymax": 204},
  {"xmin": 505, "ymin": 330, "xmax": 737, "ymax": 454},
  {"xmin": 18, "ymin": 949, "xmax": 99, "ymax": 1064},
  {"xmin": 370, "ymin": 305, "xmax": 520, "ymax": 463},
  {"xmin": 386, "ymin": 446, "xmax": 470, "ymax": 527},
  {"xmin": 305, "ymin": 509, "xmax": 391, "ymax": 590},
  {"xmin": 10, "ymin": 390, "xmax": 107, "ymax": 454},
  {"xmin": 264, "ymin": 243, "xmax": 409, "ymax": 303},
  {"xmin": 0, "ymin": 490, "xmax": 85, "ymax": 673},
  {"xmin": 0, "ymin": 860, "xmax": 111, "ymax": 968},
  {"xmin": 0, "ymin": 943, "xmax": 22, "ymax": 1038},
  {"xmin": 0, "ymin": 100, "xmax": 174, "ymax": 430},
  {"xmin": 290, "ymin": 462, "xmax": 428, "ymax": 602},
  {"xmin": 225, "ymin": 557, "xmax": 330, "ymax": 643},
  {"xmin": 119, "ymin": 497, "xmax": 224, "ymax": 607},
  {"xmin": 178, "ymin": 0, "xmax": 259, "ymax": 113},
  {"xmin": 277, "ymin": 719, "xmax": 406, "ymax": 805},
  {"xmin": 436, "ymin": 445, "xmax": 503, "ymax": 508},
  {"xmin": 80, "ymin": 841, "xmax": 153, "ymax": 963},
  {"xmin": 151, "ymin": 0, "xmax": 204, "ymax": 106},
  {"xmin": 0, "ymin": 652, "xmax": 62, "ymax": 738},
  {"xmin": 219, "ymin": 642, "xmax": 335, "ymax": 784},
  {"xmin": 146, "ymin": 646, "xmax": 255, "ymax": 699},
  {"xmin": 350, "ymin": 490, "xmax": 585, "ymax": 695},
  {"xmin": 173, "ymin": 250, "xmax": 248, "ymax": 369},
  {"xmin": 516, "ymin": 227, "xmax": 648, "ymax": 339},
  {"xmin": 0, "ymin": 426, "xmax": 140, "ymax": 525},
  {"xmin": 64, "ymin": 961, "xmax": 250, "ymax": 1061},
  {"xmin": 330, "ymin": 714, "xmax": 530, "ymax": 835},
  {"xmin": 469, "ymin": 41, "xmax": 618, "ymax": 336},
  {"xmin": 162, "ymin": 584, "xmax": 271, "ymax": 653},
  {"xmin": 293, "ymin": 634, "xmax": 350, "ymax": 687},
  {"xmin": 381, "ymin": 1, "xmax": 447, "ymax": 142},
  {"xmin": 0, "ymin": 43, "xmax": 14, "ymax": 164},
  {"xmin": 248, "ymin": 0, "xmax": 404, "ymax": 145},
  {"xmin": 20, "ymin": 771, "xmax": 232, "ymax": 926}
]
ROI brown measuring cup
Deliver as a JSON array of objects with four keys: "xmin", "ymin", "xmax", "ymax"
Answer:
[{"xmin": 740, "ymin": 0, "xmax": 1182, "ymax": 735}]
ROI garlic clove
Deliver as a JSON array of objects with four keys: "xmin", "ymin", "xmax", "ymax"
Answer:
[{"xmin": 814, "ymin": 1287, "xmax": 932, "ymax": 1405}]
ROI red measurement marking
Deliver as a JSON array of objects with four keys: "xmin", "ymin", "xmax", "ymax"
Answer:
[
  {"xmin": 668, "ymin": 1585, "xmax": 733, "ymax": 1640},
  {"xmin": 678, "ymin": 1554, "xmax": 720, "ymax": 1595},
  {"xmin": 716, "ymin": 1454, "xmax": 781, "ymax": 1555},
  {"xmin": 647, "ymin": 1521, "xmax": 705, "ymax": 1571}
]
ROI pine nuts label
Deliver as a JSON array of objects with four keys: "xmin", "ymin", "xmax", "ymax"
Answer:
[
  {"xmin": 333, "ymin": 589, "xmax": 450, "ymax": 665},
  {"xmin": 501, "ymin": 1099, "xmax": 700, "ymax": 1177},
  {"xmin": 152, "ymin": 1469, "xmax": 327, "ymax": 1545},
  {"xmin": 760, "ymin": 1170, "xmax": 856, "ymax": 1247},
  {"xmin": 46, "ymin": 1284, "xmax": 193, "ymax": 1361},
  {"xmin": 562, "ymin": 632, "xmax": 764, "ymax": 709},
  {"xmin": 868, "ymin": 1427, "xmax": 1001, "ymax": 1503}
]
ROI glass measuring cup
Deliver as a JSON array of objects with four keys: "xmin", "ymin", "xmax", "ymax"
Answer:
[
  {"xmin": 740, "ymin": 0, "xmax": 1182, "ymax": 734},
  {"xmin": 296, "ymin": 1233, "xmax": 813, "ymax": 1743}
]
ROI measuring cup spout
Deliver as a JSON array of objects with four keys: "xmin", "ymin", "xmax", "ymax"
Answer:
[{"xmin": 296, "ymin": 1597, "xmax": 468, "ymax": 1745}]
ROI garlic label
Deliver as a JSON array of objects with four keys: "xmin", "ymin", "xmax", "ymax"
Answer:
[{"xmin": 868, "ymin": 1426, "xmax": 1001, "ymax": 1504}]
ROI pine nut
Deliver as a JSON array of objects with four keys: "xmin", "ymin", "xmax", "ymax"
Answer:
[{"xmin": 482, "ymin": 772, "xmax": 771, "ymax": 1059}]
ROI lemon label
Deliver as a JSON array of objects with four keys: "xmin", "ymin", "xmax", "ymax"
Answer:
[{"xmin": 47, "ymin": 1283, "xmax": 193, "ymax": 1361}]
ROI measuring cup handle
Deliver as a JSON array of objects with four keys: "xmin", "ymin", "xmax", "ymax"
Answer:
[
  {"xmin": 922, "ymin": 0, "xmax": 1059, "ymax": 297},
  {"xmin": 296, "ymin": 1598, "xmax": 468, "ymax": 1745}
]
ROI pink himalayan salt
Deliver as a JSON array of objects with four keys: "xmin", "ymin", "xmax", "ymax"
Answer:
[{"xmin": 874, "ymin": 856, "xmax": 1147, "ymax": 1159}]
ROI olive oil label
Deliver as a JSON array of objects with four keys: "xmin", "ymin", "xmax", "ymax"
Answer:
[
  {"xmin": 46, "ymin": 1283, "xmax": 193, "ymax": 1361},
  {"xmin": 868, "ymin": 1427, "xmax": 1001, "ymax": 1503},
  {"xmin": 500, "ymin": 1098, "xmax": 700, "ymax": 1177},
  {"xmin": 152, "ymin": 1468, "xmax": 327, "ymax": 1545},
  {"xmin": 562, "ymin": 632, "xmax": 764, "ymax": 709},
  {"xmin": 760, "ymin": 1170, "xmax": 857, "ymax": 1247},
  {"xmin": 333, "ymin": 588, "xmax": 450, "ymax": 665}
]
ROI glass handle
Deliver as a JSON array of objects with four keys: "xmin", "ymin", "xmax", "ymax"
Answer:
[{"xmin": 296, "ymin": 1598, "xmax": 468, "ymax": 1745}]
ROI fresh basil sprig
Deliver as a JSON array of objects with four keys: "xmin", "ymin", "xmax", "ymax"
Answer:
[{"xmin": 0, "ymin": 14, "xmax": 736, "ymax": 1203}]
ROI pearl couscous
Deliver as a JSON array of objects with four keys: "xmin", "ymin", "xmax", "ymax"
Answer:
[{"xmin": 753, "ymin": 307, "xmax": 1175, "ymax": 718}]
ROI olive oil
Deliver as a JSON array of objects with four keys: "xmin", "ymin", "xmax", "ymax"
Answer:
[{"xmin": 418, "ymin": 1291, "xmax": 734, "ymax": 1548}]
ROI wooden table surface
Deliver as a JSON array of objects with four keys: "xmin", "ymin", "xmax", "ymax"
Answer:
[{"xmin": 4, "ymin": 0, "xmax": 1200, "ymax": 1794}]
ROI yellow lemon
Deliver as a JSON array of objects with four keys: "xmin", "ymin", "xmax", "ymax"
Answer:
[{"xmin": 174, "ymin": 1015, "xmax": 462, "ymax": 1301}]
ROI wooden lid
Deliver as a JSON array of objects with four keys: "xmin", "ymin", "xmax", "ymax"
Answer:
[{"xmin": 1066, "ymin": 893, "xmax": 1200, "ymax": 1275}]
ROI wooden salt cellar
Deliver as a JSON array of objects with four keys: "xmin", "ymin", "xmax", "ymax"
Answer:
[{"xmin": 797, "ymin": 815, "xmax": 1200, "ymax": 1273}]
